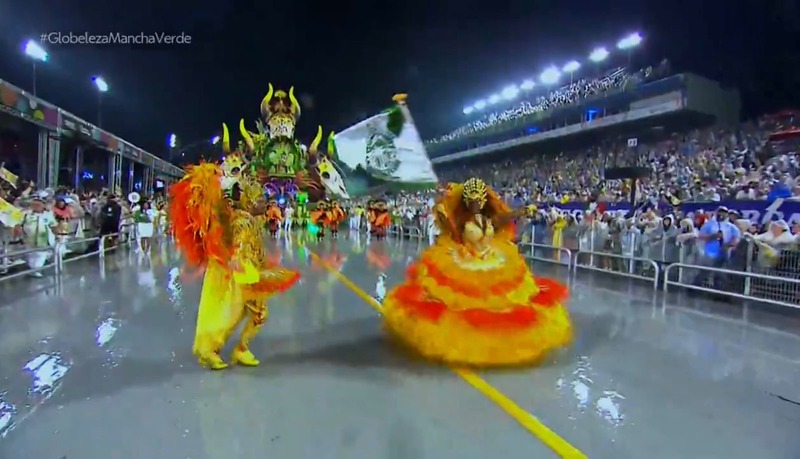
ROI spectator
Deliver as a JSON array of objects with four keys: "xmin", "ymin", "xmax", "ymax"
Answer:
[
  {"xmin": 99, "ymin": 194, "xmax": 122, "ymax": 247},
  {"xmin": 19, "ymin": 193, "xmax": 57, "ymax": 277},
  {"xmin": 746, "ymin": 220, "xmax": 797, "ymax": 246},
  {"xmin": 692, "ymin": 207, "xmax": 741, "ymax": 287}
]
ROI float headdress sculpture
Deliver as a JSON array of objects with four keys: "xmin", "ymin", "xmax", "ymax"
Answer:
[
  {"xmin": 237, "ymin": 83, "xmax": 349, "ymax": 202},
  {"xmin": 219, "ymin": 122, "xmax": 249, "ymax": 192},
  {"xmin": 304, "ymin": 125, "xmax": 349, "ymax": 200},
  {"xmin": 261, "ymin": 84, "xmax": 301, "ymax": 140}
]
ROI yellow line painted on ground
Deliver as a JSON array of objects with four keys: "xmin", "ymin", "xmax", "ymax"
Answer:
[{"xmin": 308, "ymin": 250, "xmax": 587, "ymax": 459}]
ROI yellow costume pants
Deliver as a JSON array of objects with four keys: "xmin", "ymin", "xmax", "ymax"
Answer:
[{"xmin": 192, "ymin": 261, "xmax": 268, "ymax": 364}]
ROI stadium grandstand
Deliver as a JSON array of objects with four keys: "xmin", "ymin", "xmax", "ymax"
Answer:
[
  {"xmin": 389, "ymin": 31, "xmax": 799, "ymax": 310},
  {"xmin": 420, "ymin": 31, "xmax": 797, "ymax": 206}
]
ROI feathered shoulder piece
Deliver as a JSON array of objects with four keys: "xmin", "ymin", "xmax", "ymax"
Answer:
[
  {"xmin": 432, "ymin": 182, "xmax": 463, "ymax": 242},
  {"xmin": 168, "ymin": 163, "xmax": 233, "ymax": 267}
]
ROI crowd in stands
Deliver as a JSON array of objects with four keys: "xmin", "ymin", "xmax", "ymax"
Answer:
[
  {"xmin": 435, "ymin": 118, "xmax": 800, "ymax": 205},
  {"xmin": 0, "ymin": 178, "xmax": 166, "ymax": 277},
  {"xmin": 419, "ymin": 105, "xmax": 800, "ymax": 304},
  {"xmin": 427, "ymin": 61, "xmax": 670, "ymax": 145}
]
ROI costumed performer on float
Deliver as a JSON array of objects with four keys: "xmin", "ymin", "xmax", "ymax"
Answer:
[
  {"xmin": 282, "ymin": 201, "xmax": 294, "ymax": 234},
  {"xmin": 366, "ymin": 200, "xmax": 376, "ymax": 235},
  {"xmin": 169, "ymin": 125, "xmax": 301, "ymax": 370},
  {"xmin": 381, "ymin": 177, "xmax": 573, "ymax": 366},
  {"xmin": 372, "ymin": 199, "xmax": 391, "ymax": 239},
  {"xmin": 310, "ymin": 201, "xmax": 330, "ymax": 240},
  {"xmin": 295, "ymin": 192, "xmax": 310, "ymax": 231},
  {"xmin": 328, "ymin": 200, "xmax": 345, "ymax": 238},
  {"xmin": 265, "ymin": 199, "xmax": 282, "ymax": 238}
]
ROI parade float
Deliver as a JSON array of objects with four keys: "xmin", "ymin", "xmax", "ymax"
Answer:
[{"xmin": 232, "ymin": 83, "xmax": 349, "ymax": 202}]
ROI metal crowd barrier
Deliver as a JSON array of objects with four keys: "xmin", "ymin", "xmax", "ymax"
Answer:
[
  {"xmin": 664, "ymin": 264, "xmax": 800, "ymax": 310},
  {"xmin": 518, "ymin": 241, "xmax": 573, "ymax": 266},
  {"xmin": 0, "ymin": 246, "xmax": 59, "ymax": 282},
  {"xmin": 384, "ymin": 217, "xmax": 426, "ymax": 240},
  {"xmin": 514, "ymin": 219, "xmax": 800, "ymax": 309},
  {"xmin": 0, "ymin": 223, "xmax": 140, "ymax": 283},
  {"xmin": 378, "ymin": 213, "xmax": 800, "ymax": 309},
  {"xmin": 404, "ymin": 227, "xmax": 423, "ymax": 239},
  {"xmin": 572, "ymin": 250, "xmax": 660, "ymax": 289}
]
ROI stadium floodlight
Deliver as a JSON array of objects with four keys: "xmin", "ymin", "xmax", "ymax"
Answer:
[
  {"xmin": 24, "ymin": 40, "xmax": 48, "ymax": 96},
  {"xmin": 168, "ymin": 133, "xmax": 177, "ymax": 148},
  {"xmin": 617, "ymin": 32, "xmax": 643, "ymax": 50},
  {"xmin": 562, "ymin": 61, "xmax": 581, "ymax": 73},
  {"xmin": 589, "ymin": 47, "xmax": 609, "ymax": 63},
  {"xmin": 539, "ymin": 66, "xmax": 561, "ymax": 85},
  {"xmin": 24, "ymin": 40, "xmax": 48, "ymax": 62},
  {"xmin": 463, "ymin": 106, "xmax": 474, "ymax": 115},
  {"xmin": 520, "ymin": 79, "xmax": 536, "ymax": 91},
  {"xmin": 487, "ymin": 94, "xmax": 500, "ymax": 104},
  {"xmin": 474, "ymin": 99, "xmax": 487, "ymax": 110},
  {"xmin": 92, "ymin": 76, "xmax": 109, "ymax": 127},
  {"xmin": 211, "ymin": 135, "xmax": 220, "ymax": 144},
  {"xmin": 501, "ymin": 85, "xmax": 519, "ymax": 100},
  {"xmin": 93, "ymin": 76, "xmax": 109, "ymax": 92}
]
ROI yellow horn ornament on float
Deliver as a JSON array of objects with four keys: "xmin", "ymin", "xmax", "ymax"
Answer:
[
  {"xmin": 288, "ymin": 86, "xmax": 301, "ymax": 118},
  {"xmin": 221, "ymin": 123, "xmax": 231, "ymax": 154},
  {"xmin": 261, "ymin": 83, "xmax": 274, "ymax": 119},
  {"xmin": 239, "ymin": 119, "xmax": 255, "ymax": 152},
  {"xmin": 308, "ymin": 125, "xmax": 323, "ymax": 154}
]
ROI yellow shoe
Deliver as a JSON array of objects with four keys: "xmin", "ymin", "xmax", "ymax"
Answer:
[
  {"xmin": 231, "ymin": 348, "xmax": 260, "ymax": 367},
  {"xmin": 198, "ymin": 353, "xmax": 229, "ymax": 370}
]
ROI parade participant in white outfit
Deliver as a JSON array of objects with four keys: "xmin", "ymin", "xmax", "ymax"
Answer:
[
  {"xmin": 365, "ymin": 202, "xmax": 372, "ymax": 235},
  {"xmin": 283, "ymin": 204, "xmax": 294, "ymax": 234},
  {"xmin": 348, "ymin": 207, "xmax": 356, "ymax": 230},
  {"xmin": 155, "ymin": 203, "xmax": 168, "ymax": 236},
  {"xmin": 135, "ymin": 201, "xmax": 157, "ymax": 254},
  {"xmin": 426, "ymin": 207, "xmax": 438, "ymax": 245},
  {"xmin": 20, "ymin": 194, "xmax": 57, "ymax": 277},
  {"xmin": 350, "ymin": 204, "xmax": 364, "ymax": 231}
]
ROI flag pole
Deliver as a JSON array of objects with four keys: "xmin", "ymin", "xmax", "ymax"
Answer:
[
  {"xmin": 391, "ymin": 93, "xmax": 421, "ymax": 143},
  {"xmin": 392, "ymin": 93, "xmax": 437, "ymax": 186}
]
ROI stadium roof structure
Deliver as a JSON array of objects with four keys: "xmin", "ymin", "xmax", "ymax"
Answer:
[{"xmin": 461, "ymin": 32, "xmax": 643, "ymax": 116}]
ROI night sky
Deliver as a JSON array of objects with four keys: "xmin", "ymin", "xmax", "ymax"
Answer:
[{"xmin": 0, "ymin": 0, "xmax": 797, "ymax": 160}]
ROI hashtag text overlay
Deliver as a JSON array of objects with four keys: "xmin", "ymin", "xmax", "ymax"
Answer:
[{"xmin": 41, "ymin": 32, "xmax": 192, "ymax": 47}]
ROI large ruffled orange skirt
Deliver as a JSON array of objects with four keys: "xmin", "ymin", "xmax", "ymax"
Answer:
[{"xmin": 382, "ymin": 238, "xmax": 573, "ymax": 366}]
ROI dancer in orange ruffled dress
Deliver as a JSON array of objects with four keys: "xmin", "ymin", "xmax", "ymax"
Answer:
[{"xmin": 382, "ymin": 177, "xmax": 573, "ymax": 366}]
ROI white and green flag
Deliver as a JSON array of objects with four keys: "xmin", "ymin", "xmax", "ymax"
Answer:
[{"xmin": 333, "ymin": 102, "xmax": 437, "ymax": 195}]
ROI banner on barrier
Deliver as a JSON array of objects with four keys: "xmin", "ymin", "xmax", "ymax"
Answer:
[{"xmin": 542, "ymin": 199, "xmax": 800, "ymax": 226}]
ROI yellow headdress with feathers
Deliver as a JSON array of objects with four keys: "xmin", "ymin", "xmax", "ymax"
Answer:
[{"xmin": 462, "ymin": 177, "xmax": 487, "ymax": 208}]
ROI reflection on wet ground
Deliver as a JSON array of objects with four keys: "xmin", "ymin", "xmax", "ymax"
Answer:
[{"xmin": 0, "ymin": 232, "xmax": 798, "ymax": 458}]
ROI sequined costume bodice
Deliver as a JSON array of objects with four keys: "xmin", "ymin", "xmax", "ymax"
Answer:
[
  {"xmin": 232, "ymin": 210, "xmax": 267, "ymax": 267},
  {"xmin": 462, "ymin": 215, "xmax": 495, "ymax": 254}
]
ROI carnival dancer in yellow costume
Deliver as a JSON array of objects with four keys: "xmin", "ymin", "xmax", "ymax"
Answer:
[
  {"xmin": 169, "ymin": 127, "xmax": 300, "ymax": 370},
  {"xmin": 382, "ymin": 178, "xmax": 573, "ymax": 366}
]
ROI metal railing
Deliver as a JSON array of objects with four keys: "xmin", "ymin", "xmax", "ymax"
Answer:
[
  {"xmin": 664, "ymin": 263, "xmax": 800, "ymax": 310},
  {"xmin": 0, "ymin": 246, "xmax": 59, "ymax": 281},
  {"xmin": 515, "ymin": 219, "xmax": 800, "ymax": 308},
  {"xmin": 5, "ymin": 212, "xmax": 800, "ymax": 312},
  {"xmin": 363, "ymin": 215, "xmax": 427, "ymax": 240},
  {"xmin": 0, "ymin": 218, "xmax": 145, "ymax": 282},
  {"xmin": 353, "ymin": 215, "xmax": 800, "ymax": 310},
  {"xmin": 0, "ymin": 233, "xmax": 131, "ymax": 283},
  {"xmin": 517, "ymin": 241, "xmax": 573, "ymax": 266}
]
